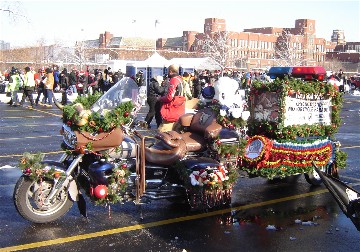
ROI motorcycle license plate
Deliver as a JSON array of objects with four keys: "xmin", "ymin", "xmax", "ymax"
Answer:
[{"xmin": 62, "ymin": 124, "xmax": 77, "ymax": 149}]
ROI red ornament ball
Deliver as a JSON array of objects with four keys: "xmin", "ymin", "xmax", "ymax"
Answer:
[
  {"xmin": 123, "ymin": 112, "xmax": 129, "ymax": 117},
  {"xmin": 94, "ymin": 185, "xmax": 108, "ymax": 199},
  {"xmin": 24, "ymin": 168, "xmax": 32, "ymax": 175}
]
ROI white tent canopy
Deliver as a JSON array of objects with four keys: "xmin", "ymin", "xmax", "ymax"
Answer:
[
  {"xmin": 143, "ymin": 52, "xmax": 169, "ymax": 67},
  {"xmin": 170, "ymin": 57, "xmax": 221, "ymax": 71}
]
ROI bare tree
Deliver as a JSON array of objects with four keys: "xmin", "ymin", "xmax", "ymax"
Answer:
[
  {"xmin": 0, "ymin": 1, "xmax": 30, "ymax": 24},
  {"xmin": 73, "ymin": 41, "xmax": 104, "ymax": 69},
  {"xmin": 73, "ymin": 40, "xmax": 89, "ymax": 70},
  {"xmin": 197, "ymin": 30, "xmax": 235, "ymax": 72},
  {"xmin": 274, "ymin": 29, "xmax": 307, "ymax": 66}
]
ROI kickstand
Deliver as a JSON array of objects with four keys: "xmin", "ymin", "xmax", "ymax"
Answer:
[{"xmin": 137, "ymin": 203, "xmax": 144, "ymax": 221}]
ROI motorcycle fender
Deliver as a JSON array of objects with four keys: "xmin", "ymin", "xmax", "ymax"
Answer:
[{"xmin": 68, "ymin": 180, "xmax": 79, "ymax": 201}]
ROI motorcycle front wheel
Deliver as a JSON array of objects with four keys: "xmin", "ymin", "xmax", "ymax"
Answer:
[{"xmin": 13, "ymin": 176, "xmax": 73, "ymax": 223}]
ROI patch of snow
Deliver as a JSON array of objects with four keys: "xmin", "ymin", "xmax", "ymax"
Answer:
[
  {"xmin": 0, "ymin": 165, "xmax": 16, "ymax": 170},
  {"xmin": 266, "ymin": 225, "xmax": 277, "ymax": 230},
  {"xmin": 301, "ymin": 221, "xmax": 314, "ymax": 226}
]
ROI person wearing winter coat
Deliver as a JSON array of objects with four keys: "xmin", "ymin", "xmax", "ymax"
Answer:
[
  {"xmin": 158, "ymin": 64, "xmax": 184, "ymax": 132},
  {"xmin": 53, "ymin": 65, "xmax": 60, "ymax": 92},
  {"xmin": 19, "ymin": 66, "xmax": 36, "ymax": 108},
  {"xmin": 144, "ymin": 75, "xmax": 165, "ymax": 129},
  {"xmin": 192, "ymin": 73, "xmax": 201, "ymax": 98},
  {"xmin": 68, "ymin": 69, "xmax": 77, "ymax": 94},
  {"xmin": 59, "ymin": 68, "xmax": 69, "ymax": 105},
  {"xmin": 7, "ymin": 69, "xmax": 22, "ymax": 106},
  {"xmin": 34, "ymin": 69, "xmax": 45, "ymax": 106},
  {"xmin": 43, "ymin": 68, "xmax": 54, "ymax": 107},
  {"xmin": 135, "ymin": 70, "xmax": 145, "ymax": 87},
  {"xmin": 182, "ymin": 72, "xmax": 193, "ymax": 100},
  {"xmin": 76, "ymin": 72, "xmax": 88, "ymax": 96}
]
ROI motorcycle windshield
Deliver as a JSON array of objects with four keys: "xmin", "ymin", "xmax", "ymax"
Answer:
[{"xmin": 91, "ymin": 77, "xmax": 141, "ymax": 114}]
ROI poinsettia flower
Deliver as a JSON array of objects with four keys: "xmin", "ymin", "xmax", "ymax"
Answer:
[
  {"xmin": 220, "ymin": 109, "xmax": 227, "ymax": 117},
  {"xmin": 190, "ymin": 171, "xmax": 200, "ymax": 186},
  {"xmin": 241, "ymin": 111, "xmax": 250, "ymax": 121},
  {"xmin": 230, "ymin": 108, "xmax": 243, "ymax": 118}
]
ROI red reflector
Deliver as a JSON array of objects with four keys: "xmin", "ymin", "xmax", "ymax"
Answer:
[{"xmin": 317, "ymin": 75, "xmax": 324, "ymax": 81}]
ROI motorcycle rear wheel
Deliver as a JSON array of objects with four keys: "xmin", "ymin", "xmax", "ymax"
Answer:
[{"xmin": 13, "ymin": 176, "xmax": 73, "ymax": 223}]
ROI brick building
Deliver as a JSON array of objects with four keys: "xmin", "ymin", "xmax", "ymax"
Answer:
[
  {"xmin": 326, "ymin": 41, "xmax": 360, "ymax": 63},
  {"xmin": 157, "ymin": 18, "xmax": 339, "ymax": 70},
  {"xmin": 79, "ymin": 19, "xmax": 358, "ymax": 71},
  {"xmin": 2, "ymin": 18, "xmax": 358, "ymax": 72}
]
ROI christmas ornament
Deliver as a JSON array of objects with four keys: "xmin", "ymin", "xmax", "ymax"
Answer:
[{"xmin": 93, "ymin": 185, "xmax": 108, "ymax": 199}]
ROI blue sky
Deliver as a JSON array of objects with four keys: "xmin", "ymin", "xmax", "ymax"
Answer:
[{"xmin": 1, "ymin": 0, "xmax": 359, "ymax": 47}]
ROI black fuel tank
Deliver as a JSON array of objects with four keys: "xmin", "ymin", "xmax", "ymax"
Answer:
[{"xmin": 182, "ymin": 157, "xmax": 220, "ymax": 172}]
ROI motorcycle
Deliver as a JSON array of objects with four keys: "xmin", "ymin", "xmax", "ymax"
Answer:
[
  {"xmin": 13, "ymin": 75, "xmax": 345, "ymax": 224},
  {"xmin": 13, "ymin": 77, "xmax": 243, "ymax": 223}
]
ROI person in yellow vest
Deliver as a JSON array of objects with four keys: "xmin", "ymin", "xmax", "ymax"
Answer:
[
  {"xmin": 19, "ymin": 66, "xmax": 36, "ymax": 108},
  {"xmin": 7, "ymin": 68, "xmax": 22, "ymax": 107}
]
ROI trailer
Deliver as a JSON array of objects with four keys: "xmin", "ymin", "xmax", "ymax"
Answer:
[{"xmin": 239, "ymin": 66, "xmax": 347, "ymax": 185}]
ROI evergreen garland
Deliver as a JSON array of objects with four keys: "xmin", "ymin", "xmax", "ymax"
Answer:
[
  {"xmin": 62, "ymin": 92, "xmax": 134, "ymax": 134},
  {"xmin": 93, "ymin": 163, "xmax": 131, "ymax": 206},
  {"xmin": 247, "ymin": 77, "xmax": 343, "ymax": 140},
  {"xmin": 18, "ymin": 152, "xmax": 65, "ymax": 181}
]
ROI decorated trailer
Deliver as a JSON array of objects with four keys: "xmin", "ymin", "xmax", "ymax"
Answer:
[{"xmin": 239, "ymin": 69, "xmax": 347, "ymax": 185}]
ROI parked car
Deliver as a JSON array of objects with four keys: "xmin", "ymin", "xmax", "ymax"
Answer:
[{"xmin": 350, "ymin": 75, "xmax": 360, "ymax": 89}]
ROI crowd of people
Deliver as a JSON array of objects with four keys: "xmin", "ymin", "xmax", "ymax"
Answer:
[
  {"xmin": 142, "ymin": 67, "xmax": 257, "ymax": 131},
  {"xmin": 0, "ymin": 64, "xmax": 261, "ymax": 131},
  {"xmin": 0, "ymin": 65, "xmax": 125, "ymax": 108}
]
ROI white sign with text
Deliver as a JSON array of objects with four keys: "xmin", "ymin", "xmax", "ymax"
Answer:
[{"xmin": 284, "ymin": 94, "xmax": 332, "ymax": 126}]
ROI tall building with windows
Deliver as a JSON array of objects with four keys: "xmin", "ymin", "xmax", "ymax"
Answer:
[
  {"xmin": 331, "ymin": 30, "xmax": 346, "ymax": 45},
  {"xmin": 0, "ymin": 40, "xmax": 10, "ymax": 50},
  {"xmin": 157, "ymin": 18, "xmax": 337, "ymax": 69}
]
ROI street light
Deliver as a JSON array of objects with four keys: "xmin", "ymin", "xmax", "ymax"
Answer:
[
  {"xmin": 77, "ymin": 28, "xmax": 85, "ymax": 71},
  {"xmin": 154, "ymin": 20, "xmax": 159, "ymax": 53}
]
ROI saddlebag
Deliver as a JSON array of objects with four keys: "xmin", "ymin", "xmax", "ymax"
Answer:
[{"xmin": 75, "ymin": 127, "xmax": 124, "ymax": 151}]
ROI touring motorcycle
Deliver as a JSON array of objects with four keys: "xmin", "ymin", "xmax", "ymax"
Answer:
[
  {"xmin": 13, "ymin": 77, "xmax": 244, "ymax": 223},
  {"xmin": 13, "ymin": 74, "xmax": 345, "ymax": 224}
]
